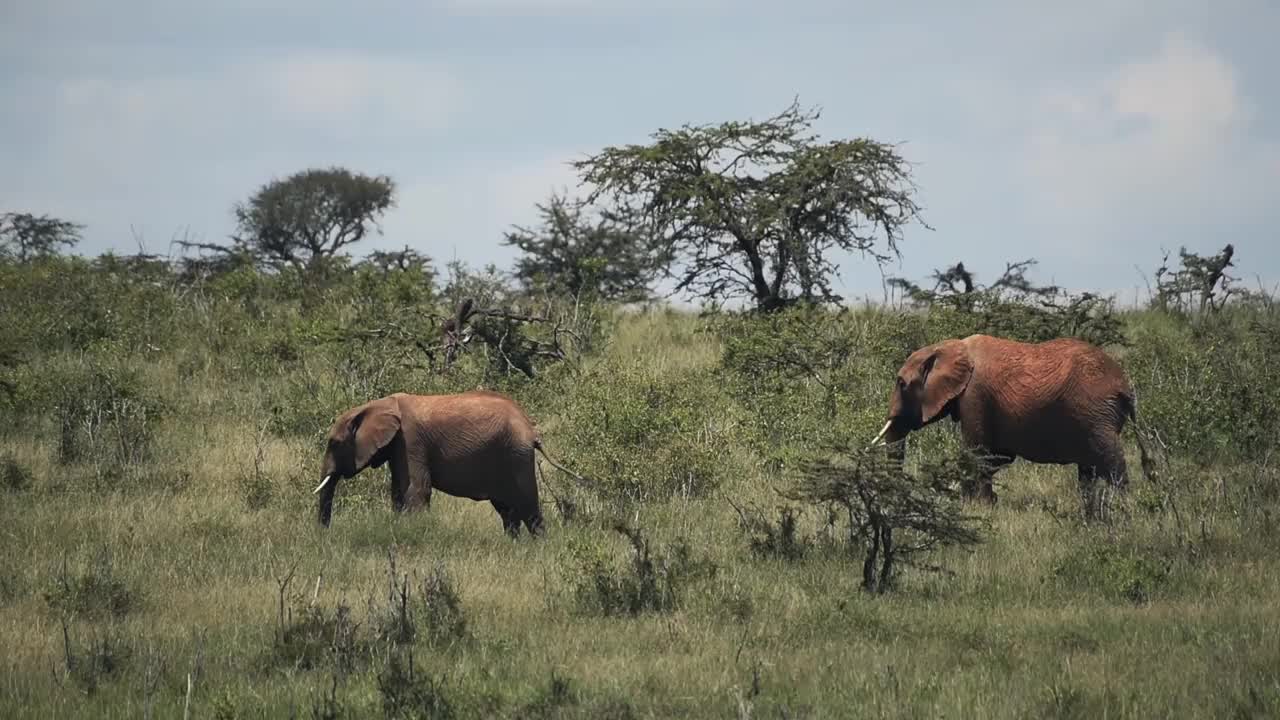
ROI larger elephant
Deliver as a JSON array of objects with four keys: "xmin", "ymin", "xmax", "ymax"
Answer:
[
  {"xmin": 313, "ymin": 390, "xmax": 576, "ymax": 537},
  {"xmin": 871, "ymin": 334, "xmax": 1138, "ymax": 517}
]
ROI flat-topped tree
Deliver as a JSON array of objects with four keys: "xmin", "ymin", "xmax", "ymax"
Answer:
[
  {"xmin": 573, "ymin": 101, "xmax": 927, "ymax": 311},
  {"xmin": 0, "ymin": 212, "xmax": 83, "ymax": 262},
  {"xmin": 181, "ymin": 167, "xmax": 397, "ymax": 275}
]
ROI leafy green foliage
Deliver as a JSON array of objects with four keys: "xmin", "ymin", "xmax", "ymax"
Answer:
[
  {"xmin": 549, "ymin": 359, "xmax": 733, "ymax": 502},
  {"xmin": 575, "ymin": 101, "xmax": 926, "ymax": 310},
  {"xmin": 0, "ymin": 254, "xmax": 182, "ymax": 361},
  {"xmin": 503, "ymin": 193, "xmax": 659, "ymax": 302},
  {"xmin": 713, "ymin": 305, "xmax": 909, "ymax": 471},
  {"xmin": 1123, "ymin": 300, "xmax": 1280, "ymax": 463},
  {"xmin": 1049, "ymin": 539, "xmax": 1173, "ymax": 605}
]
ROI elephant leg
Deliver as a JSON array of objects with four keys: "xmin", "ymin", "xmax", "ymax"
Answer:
[
  {"xmin": 512, "ymin": 451, "xmax": 544, "ymax": 538},
  {"xmin": 522, "ymin": 506, "xmax": 545, "ymax": 537},
  {"xmin": 1077, "ymin": 465, "xmax": 1103, "ymax": 521},
  {"xmin": 963, "ymin": 451, "xmax": 1011, "ymax": 505},
  {"xmin": 387, "ymin": 435, "xmax": 432, "ymax": 513},
  {"xmin": 404, "ymin": 472, "xmax": 432, "ymax": 512},
  {"xmin": 1079, "ymin": 442, "xmax": 1128, "ymax": 521},
  {"xmin": 398, "ymin": 443, "xmax": 432, "ymax": 513},
  {"xmin": 1101, "ymin": 443, "xmax": 1129, "ymax": 491},
  {"xmin": 491, "ymin": 500, "xmax": 522, "ymax": 538}
]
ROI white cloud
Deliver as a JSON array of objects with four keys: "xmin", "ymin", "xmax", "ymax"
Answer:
[
  {"xmin": 49, "ymin": 53, "xmax": 458, "ymax": 156},
  {"xmin": 263, "ymin": 56, "xmax": 458, "ymax": 134},
  {"xmin": 1023, "ymin": 32, "xmax": 1277, "ymax": 220}
]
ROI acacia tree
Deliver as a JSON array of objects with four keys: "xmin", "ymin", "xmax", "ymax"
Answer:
[
  {"xmin": 186, "ymin": 167, "xmax": 396, "ymax": 273},
  {"xmin": 0, "ymin": 212, "xmax": 83, "ymax": 261},
  {"xmin": 502, "ymin": 193, "xmax": 658, "ymax": 302},
  {"xmin": 1153, "ymin": 244, "xmax": 1237, "ymax": 313},
  {"xmin": 573, "ymin": 101, "xmax": 927, "ymax": 311}
]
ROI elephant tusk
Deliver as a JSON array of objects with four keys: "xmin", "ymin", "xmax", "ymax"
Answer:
[
  {"xmin": 313, "ymin": 474, "xmax": 333, "ymax": 495},
  {"xmin": 869, "ymin": 420, "xmax": 893, "ymax": 447}
]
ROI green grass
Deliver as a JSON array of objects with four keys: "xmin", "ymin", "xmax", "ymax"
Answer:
[{"xmin": 2, "ymin": 266, "xmax": 1279, "ymax": 718}]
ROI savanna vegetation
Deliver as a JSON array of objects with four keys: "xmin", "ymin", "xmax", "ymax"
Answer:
[{"xmin": 2, "ymin": 104, "xmax": 1278, "ymax": 719}]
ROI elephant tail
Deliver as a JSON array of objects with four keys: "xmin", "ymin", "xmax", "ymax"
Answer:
[
  {"xmin": 533, "ymin": 439, "xmax": 592, "ymax": 488},
  {"xmin": 1119, "ymin": 390, "xmax": 1159, "ymax": 485}
]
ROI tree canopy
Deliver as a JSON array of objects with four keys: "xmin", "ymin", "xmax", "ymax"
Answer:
[
  {"xmin": 573, "ymin": 101, "xmax": 927, "ymax": 310},
  {"xmin": 0, "ymin": 212, "xmax": 83, "ymax": 261},
  {"xmin": 502, "ymin": 193, "xmax": 659, "ymax": 302},
  {"xmin": 194, "ymin": 167, "xmax": 397, "ymax": 273}
]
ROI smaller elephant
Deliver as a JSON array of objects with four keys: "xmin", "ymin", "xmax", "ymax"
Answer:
[
  {"xmin": 872, "ymin": 334, "xmax": 1143, "ymax": 518},
  {"xmin": 313, "ymin": 390, "xmax": 579, "ymax": 537}
]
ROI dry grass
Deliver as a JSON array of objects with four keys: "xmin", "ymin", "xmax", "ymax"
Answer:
[{"xmin": 2, "ymin": 309, "xmax": 1279, "ymax": 719}]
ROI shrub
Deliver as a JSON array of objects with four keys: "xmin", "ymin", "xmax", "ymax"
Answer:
[
  {"xmin": 43, "ymin": 547, "xmax": 139, "ymax": 620},
  {"xmin": 782, "ymin": 441, "xmax": 987, "ymax": 593},
  {"xmin": 1123, "ymin": 303, "xmax": 1280, "ymax": 463},
  {"xmin": 1049, "ymin": 539, "xmax": 1172, "ymax": 605},
  {"xmin": 565, "ymin": 523, "xmax": 717, "ymax": 616},
  {"xmin": 730, "ymin": 504, "xmax": 813, "ymax": 562},
  {"xmin": 58, "ymin": 622, "xmax": 133, "ymax": 696},
  {"xmin": 550, "ymin": 359, "xmax": 733, "ymax": 502},
  {"xmin": 372, "ymin": 563, "xmax": 470, "ymax": 650},
  {"xmin": 24, "ymin": 355, "xmax": 166, "ymax": 468},
  {"xmin": 713, "ymin": 305, "xmax": 915, "ymax": 475},
  {"xmin": 376, "ymin": 648, "xmax": 455, "ymax": 720},
  {"xmin": 514, "ymin": 672, "xmax": 579, "ymax": 720},
  {"xmin": 237, "ymin": 427, "xmax": 276, "ymax": 511},
  {"xmin": 418, "ymin": 566, "xmax": 469, "ymax": 648},
  {"xmin": 0, "ymin": 452, "xmax": 32, "ymax": 492},
  {"xmin": 270, "ymin": 599, "xmax": 364, "ymax": 673}
]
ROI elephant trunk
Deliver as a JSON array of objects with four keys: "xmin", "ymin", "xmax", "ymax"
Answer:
[
  {"xmin": 870, "ymin": 419, "xmax": 908, "ymax": 464},
  {"xmin": 317, "ymin": 474, "xmax": 339, "ymax": 527},
  {"xmin": 884, "ymin": 426, "xmax": 908, "ymax": 464}
]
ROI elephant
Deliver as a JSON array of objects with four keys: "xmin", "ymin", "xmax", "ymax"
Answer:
[
  {"xmin": 870, "ymin": 334, "xmax": 1141, "ymax": 518},
  {"xmin": 312, "ymin": 390, "xmax": 580, "ymax": 537}
]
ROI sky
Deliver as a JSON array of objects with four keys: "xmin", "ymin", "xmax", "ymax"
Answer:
[{"xmin": 4, "ymin": 0, "xmax": 1278, "ymax": 306}]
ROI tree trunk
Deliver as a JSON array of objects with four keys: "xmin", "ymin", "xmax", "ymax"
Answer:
[{"xmin": 862, "ymin": 519, "xmax": 881, "ymax": 592}]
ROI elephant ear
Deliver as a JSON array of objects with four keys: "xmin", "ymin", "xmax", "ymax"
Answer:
[
  {"xmin": 350, "ymin": 396, "xmax": 402, "ymax": 471},
  {"xmin": 920, "ymin": 341, "xmax": 973, "ymax": 424}
]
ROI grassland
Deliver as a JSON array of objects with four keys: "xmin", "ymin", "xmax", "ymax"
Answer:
[{"xmin": 1, "ymin": 259, "xmax": 1279, "ymax": 719}]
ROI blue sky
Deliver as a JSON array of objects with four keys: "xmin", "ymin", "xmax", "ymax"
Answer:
[{"xmin": 4, "ymin": 0, "xmax": 1278, "ymax": 305}]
